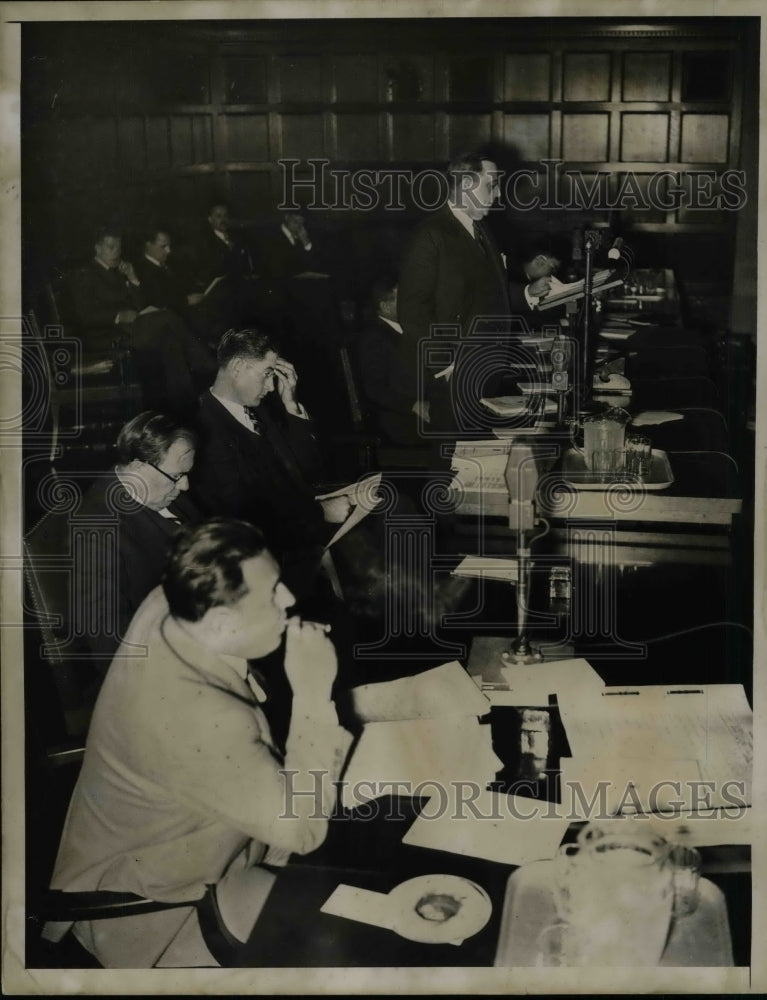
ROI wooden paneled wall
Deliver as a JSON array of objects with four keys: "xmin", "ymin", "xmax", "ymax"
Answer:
[{"xmin": 22, "ymin": 17, "xmax": 757, "ymax": 315}]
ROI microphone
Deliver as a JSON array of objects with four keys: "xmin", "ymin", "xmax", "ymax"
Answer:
[
  {"xmin": 607, "ymin": 237, "xmax": 624, "ymax": 261},
  {"xmin": 505, "ymin": 441, "xmax": 538, "ymax": 536}
]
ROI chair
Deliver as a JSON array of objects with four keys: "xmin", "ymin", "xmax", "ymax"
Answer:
[
  {"xmin": 34, "ymin": 885, "xmax": 241, "ymax": 968},
  {"xmin": 32, "ymin": 273, "xmax": 143, "ymax": 462}
]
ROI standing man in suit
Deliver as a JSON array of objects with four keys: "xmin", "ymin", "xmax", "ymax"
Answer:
[
  {"xmin": 73, "ymin": 411, "xmax": 202, "ymax": 668},
  {"xmin": 355, "ymin": 277, "xmax": 421, "ymax": 448},
  {"xmin": 398, "ymin": 152, "xmax": 552, "ymax": 435},
  {"xmin": 70, "ymin": 227, "xmax": 216, "ymax": 415}
]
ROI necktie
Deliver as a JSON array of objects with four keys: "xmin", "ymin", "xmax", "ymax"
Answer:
[
  {"xmin": 473, "ymin": 221, "xmax": 488, "ymax": 256},
  {"xmin": 244, "ymin": 406, "xmax": 263, "ymax": 435}
]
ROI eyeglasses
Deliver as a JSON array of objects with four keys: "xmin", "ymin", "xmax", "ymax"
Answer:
[{"xmin": 145, "ymin": 461, "xmax": 188, "ymax": 484}]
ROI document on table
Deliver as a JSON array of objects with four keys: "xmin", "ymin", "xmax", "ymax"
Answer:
[
  {"xmin": 557, "ymin": 684, "xmax": 752, "ymax": 808},
  {"xmin": 349, "ymin": 661, "xmax": 490, "ymax": 724},
  {"xmin": 452, "ymin": 556, "xmax": 519, "ymax": 584},
  {"xmin": 402, "ymin": 789, "xmax": 569, "ymax": 866},
  {"xmin": 340, "ymin": 717, "xmax": 499, "ymax": 809},
  {"xmin": 316, "ymin": 472, "xmax": 383, "ymax": 549}
]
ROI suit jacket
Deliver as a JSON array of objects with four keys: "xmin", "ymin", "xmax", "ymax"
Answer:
[
  {"xmin": 184, "ymin": 226, "xmax": 252, "ymax": 290},
  {"xmin": 70, "ymin": 260, "xmax": 144, "ymax": 329},
  {"xmin": 355, "ymin": 316, "xmax": 419, "ymax": 446},
  {"xmin": 74, "ymin": 470, "xmax": 202, "ymax": 660},
  {"xmin": 133, "ymin": 256, "xmax": 190, "ymax": 313},
  {"xmin": 259, "ymin": 229, "xmax": 328, "ymax": 280},
  {"xmin": 191, "ymin": 392, "xmax": 328, "ymax": 557}
]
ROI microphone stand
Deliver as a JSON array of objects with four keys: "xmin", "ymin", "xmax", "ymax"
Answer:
[
  {"xmin": 503, "ymin": 441, "xmax": 543, "ymax": 665},
  {"xmin": 578, "ymin": 229, "xmax": 597, "ymax": 413}
]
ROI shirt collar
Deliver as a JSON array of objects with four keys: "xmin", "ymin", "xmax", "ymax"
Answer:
[
  {"xmin": 144, "ymin": 253, "xmax": 163, "ymax": 268},
  {"xmin": 447, "ymin": 202, "xmax": 476, "ymax": 238},
  {"xmin": 379, "ymin": 316, "xmax": 403, "ymax": 334},
  {"xmin": 209, "ymin": 388, "xmax": 255, "ymax": 431},
  {"xmin": 281, "ymin": 223, "xmax": 296, "ymax": 246},
  {"xmin": 161, "ymin": 611, "xmax": 250, "ymax": 686},
  {"xmin": 94, "ymin": 257, "xmax": 113, "ymax": 270}
]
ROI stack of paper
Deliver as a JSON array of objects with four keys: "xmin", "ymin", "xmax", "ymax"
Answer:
[{"xmin": 557, "ymin": 684, "xmax": 753, "ymax": 814}]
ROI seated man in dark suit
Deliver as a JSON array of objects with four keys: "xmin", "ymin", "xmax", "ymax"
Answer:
[
  {"xmin": 355, "ymin": 276, "xmax": 422, "ymax": 448},
  {"xmin": 70, "ymin": 227, "xmax": 216, "ymax": 415},
  {"xmin": 134, "ymin": 227, "xmax": 228, "ymax": 348},
  {"xmin": 73, "ymin": 411, "xmax": 202, "ymax": 668},
  {"xmin": 191, "ymin": 328, "xmax": 354, "ymax": 598}
]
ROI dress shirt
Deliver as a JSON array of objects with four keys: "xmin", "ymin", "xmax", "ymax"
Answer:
[
  {"xmin": 209, "ymin": 388, "xmax": 308, "ymax": 427},
  {"xmin": 379, "ymin": 316, "xmax": 403, "ymax": 334},
  {"xmin": 213, "ymin": 228, "xmax": 232, "ymax": 247},
  {"xmin": 281, "ymin": 223, "xmax": 312, "ymax": 251}
]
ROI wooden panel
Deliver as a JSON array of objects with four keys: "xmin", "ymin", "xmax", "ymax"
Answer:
[
  {"xmin": 277, "ymin": 55, "xmax": 322, "ymax": 102},
  {"xmin": 620, "ymin": 113, "xmax": 669, "ymax": 162},
  {"xmin": 448, "ymin": 55, "xmax": 493, "ymax": 102},
  {"xmin": 561, "ymin": 113, "xmax": 609, "ymax": 160},
  {"xmin": 447, "ymin": 114, "xmax": 492, "ymax": 153},
  {"xmin": 335, "ymin": 113, "xmax": 379, "ymax": 160},
  {"xmin": 677, "ymin": 173, "xmax": 728, "ymax": 225},
  {"xmin": 391, "ymin": 113, "xmax": 435, "ymax": 160},
  {"xmin": 281, "ymin": 114, "xmax": 325, "ymax": 159},
  {"xmin": 224, "ymin": 114, "xmax": 269, "ymax": 161},
  {"xmin": 503, "ymin": 114, "xmax": 550, "ymax": 160},
  {"xmin": 383, "ymin": 55, "xmax": 433, "ymax": 102},
  {"xmin": 170, "ymin": 116, "xmax": 194, "ymax": 166},
  {"xmin": 563, "ymin": 53, "xmax": 611, "ymax": 102},
  {"xmin": 504, "ymin": 53, "xmax": 550, "ymax": 101},
  {"xmin": 117, "ymin": 116, "xmax": 145, "ymax": 173},
  {"xmin": 622, "ymin": 52, "xmax": 672, "ymax": 102},
  {"xmin": 146, "ymin": 117, "xmax": 170, "ymax": 170},
  {"xmin": 680, "ymin": 114, "xmax": 729, "ymax": 162},
  {"xmin": 228, "ymin": 171, "xmax": 274, "ymax": 217},
  {"xmin": 224, "ymin": 56, "xmax": 268, "ymax": 104},
  {"xmin": 682, "ymin": 52, "xmax": 733, "ymax": 102},
  {"xmin": 334, "ymin": 54, "xmax": 379, "ymax": 102},
  {"xmin": 157, "ymin": 51, "xmax": 209, "ymax": 105},
  {"xmin": 614, "ymin": 173, "xmax": 667, "ymax": 223},
  {"xmin": 192, "ymin": 115, "xmax": 213, "ymax": 163}
]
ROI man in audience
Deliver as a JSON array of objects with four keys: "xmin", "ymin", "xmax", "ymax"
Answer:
[
  {"xmin": 134, "ymin": 226, "xmax": 227, "ymax": 347},
  {"xmin": 398, "ymin": 151, "xmax": 552, "ymax": 434},
  {"xmin": 44, "ymin": 518, "xmax": 351, "ymax": 968},
  {"xmin": 191, "ymin": 328, "xmax": 353, "ymax": 595},
  {"xmin": 73, "ymin": 411, "xmax": 201, "ymax": 666},
  {"xmin": 356, "ymin": 276, "xmax": 421, "ymax": 448},
  {"xmin": 70, "ymin": 226, "xmax": 216, "ymax": 415}
]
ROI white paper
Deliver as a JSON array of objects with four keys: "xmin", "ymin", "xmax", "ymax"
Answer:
[
  {"xmin": 474, "ymin": 657, "xmax": 605, "ymax": 708},
  {"xmin": 317, "ymin": 472, "xmax": 383, "ymax": 548},
  {"xmin": 320, "ymin": 884, "xmax": 393, "ymax": 929},
  {"xmin": 349, "ymin": 661, "xmax": 490, "ymax": 724},
  {"xmin": 559, "ymin": 755, "xmax": 704, "ymax": 818},
  {"xmin": 402, "ymin": 789, "xmax": 569, "ymax": 865},
  {"xmin": 557, "ymin": 685, "xmax": 752, "ymax": 808},
  {"xmin": 452, "ymin": 556, "xmax": 519, "ymax": 584},
  {"xmin": 340, "ymin": 717, "xmax": 501, "ymax": 809}
]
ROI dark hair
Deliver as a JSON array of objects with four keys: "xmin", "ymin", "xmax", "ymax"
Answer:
[
  {"xmin": 163, "ymin": 518, "xmax": 267, "ymax": 622},
  {"xmin": 216, "ymin": 328, "xmax": 277, "ymax": 369},
  {"xmin": 446, "ymin": 151, "xmax": 491, "ymax": 198},
  {"xmin": 116, "ymin": 411, "xmax": 197, "ymax": 467},
  {"xmin": 207, "ymin": 200, "xmax": 231, "ymax": 216},
  {"xmin": 369, "ymin": 275, "xmax": 397, "ymax": 309},
  {"xmin": 142, "ymin": 226, "xmax": 171, "ymax": 246},
  {"xmin": 93, "ymin": 225, "xmax": 122, "ymax": 247}
]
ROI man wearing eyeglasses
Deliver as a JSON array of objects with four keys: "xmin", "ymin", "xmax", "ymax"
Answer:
[{"xmin": 72, "ymin": 411, "xmax": 202, "ymax": 670}]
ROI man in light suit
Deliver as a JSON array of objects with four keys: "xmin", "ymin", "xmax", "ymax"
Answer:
[
  {"xmin": 44, "ymin": 518, "xmax": 351, "ymax": 968},
  {"xmin": 398, "ymin": 151, "xmax": 552, "ymax": 435}
]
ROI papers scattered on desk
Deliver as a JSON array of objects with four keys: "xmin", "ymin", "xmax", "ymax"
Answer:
[
  {"xmin": 646, "ymin": 807, "xmax": 752, "ymax": 847},
  {"xmin": 450, "ymin": 451, "xmax": 509, "ymax": 494},
  {"xmin": 349, "ymin": 661, "xmax": 490, "ymax": 724},
  {"xmin": 557, "ymin": 684, "xmax": 752, "ymax": 811},
  {"xmin": 452, "ymin": 556, "xmax": 519, "ymax": 584},
  {"xmin": 402, "ymin": 789, "xmax": 570, "ymax": 866},
  {"xmin": 340, "ymin": 717, "xmax": 500, "ymax": 810},
  {"xmin": 631, "ymin": 410, "xmax": 684, "ymax": 426}
]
